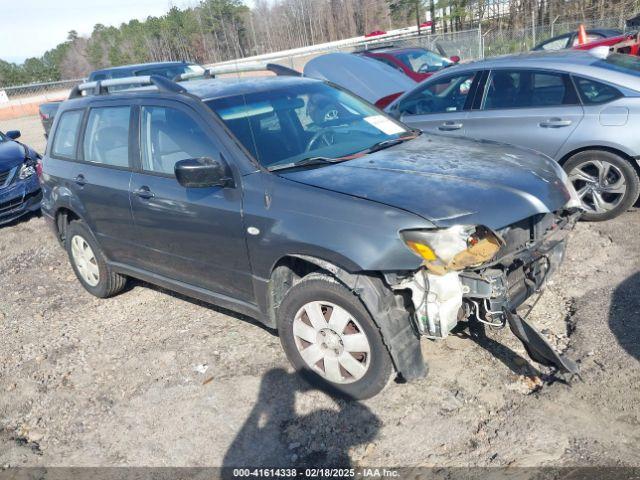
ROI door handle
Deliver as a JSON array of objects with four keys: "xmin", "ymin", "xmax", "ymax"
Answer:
[
  {"xmin": 438, "ymin": 122, "xmax": 463, "ymax": 131},
  {"xmin": 73, "ymin": 174, "xmax": 86, "ymax": 186},
  {"xmin": 539, "ymin": 118, "xmax": 572, "ymax": 128},
  {"xmin": 133, "ymin": 186, "xmax": 155, "ymax": 199}
]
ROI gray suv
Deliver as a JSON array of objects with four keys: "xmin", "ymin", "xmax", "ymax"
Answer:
[
  {"xmin": 387, "ymin": 50, "xmax": 640, "ymax": 221},
  {"xmin": 41, "ymin": 74, "xmax": 581, "ymax": 398}
]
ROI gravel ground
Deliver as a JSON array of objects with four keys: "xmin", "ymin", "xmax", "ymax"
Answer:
[{"xmin": 0, "ymin": 116, "xmax": 639, "ymax": 469}]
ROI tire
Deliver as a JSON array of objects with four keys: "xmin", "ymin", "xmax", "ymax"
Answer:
[
  {"xmin": 277, "ymin": 274, "xmax": 393, "ymax": 399},
  {"xmin": 65, "ymin": 220, "xmax": 127, "ymax": 298},
  {"xmin": 563, "ymin": 150, "xmax": 640, "ymax": 222}
]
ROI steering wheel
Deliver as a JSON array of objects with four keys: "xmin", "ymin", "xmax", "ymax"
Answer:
[{"xmin": 305, "ymin": 128, "xmax": 336, "ymax": 152}]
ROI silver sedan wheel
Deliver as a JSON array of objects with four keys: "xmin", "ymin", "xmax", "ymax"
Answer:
[
  {"xmin": 568, "ymin": 159, "xmax": 627, "ymax": 214},
  {"xmin": 292, "ymin": 301, "xmax": 371, "ymax": 384},
  {"xmin": 70, "ymin": 235, "xmax": 100, "ymax": 287}
]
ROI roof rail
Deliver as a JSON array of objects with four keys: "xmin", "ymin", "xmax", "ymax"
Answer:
[
  {"xmin": 205, "ymin": 62, "xmax": 301, "ymax": 78},
  {"xmin": 68, "ymin": 75, "xmax": 187, "ymax": 99}
]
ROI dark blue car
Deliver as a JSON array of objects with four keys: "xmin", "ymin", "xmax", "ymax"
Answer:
[{"xmin": 0, "ymin": 130, "xmax": 42, "ymax": 225}]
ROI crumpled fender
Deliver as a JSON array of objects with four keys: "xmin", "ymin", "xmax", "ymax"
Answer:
[{"xmin": 292, "ymin": 254, "xmax": 427, "ymax": 381}]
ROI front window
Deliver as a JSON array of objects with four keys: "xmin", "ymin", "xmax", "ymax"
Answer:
[
  {"xmin": 397, "ymin": 72, "xmax": 476, "ymax": 115},
  {"xmin": 394, "ymin": 49, "xmax": 453, "ymax": 74},
  {"xmin": 206, "ymin": 82, "xmax": 412, "ymax": 170}
]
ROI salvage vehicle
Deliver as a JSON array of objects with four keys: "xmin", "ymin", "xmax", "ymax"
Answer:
[
  {"xmin": 382, "ymin": 50, "xmax": 640, "ymax": 221},
  {"xmin": 358, "ymin": 46, "xmax": 460, "ymax": 82},
  {"xmin": 38, "ymin": 61, "xmax": 206, "ymax": 137},
  {"xmin": 0, "ymin": 130, "xmax": 42, "ymax": 225},
  {"xmin": 41, "ymin": 74, "xmax": 581, "ymax": 399}
]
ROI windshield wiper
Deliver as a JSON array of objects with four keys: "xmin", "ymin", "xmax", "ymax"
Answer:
[
  {"xmin": 366, "ymin": 134, "xmax": 417, "ymax": 154},
  {"xmin": 268, "ymin": 156, "xmax": 342, "ymax": 172}
]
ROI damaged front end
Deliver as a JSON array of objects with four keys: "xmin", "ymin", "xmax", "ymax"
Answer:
[{"xmin": 389, "ymin": 209, "xmax": 581, "ymax": 375}]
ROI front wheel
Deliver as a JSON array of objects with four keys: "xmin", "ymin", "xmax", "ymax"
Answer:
[
  {"xmin": 564, "ymin": 150, "xmax": 640, "ymax": 221},
  {"xmin": 277, "ymin": 275, "xmax": 393, "ymax": 399}
]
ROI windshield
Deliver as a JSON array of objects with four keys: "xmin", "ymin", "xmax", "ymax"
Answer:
[
  {"xmin": 0, "ymin": 131, "xmax": 5, "ymax": 142},
  {"xmin": 595, "ymin": 53, "xmax": 640, "ymax": 78},
  {"xmin": 206, "ymin": 82, "xmax": 412, "ymax": 169},
  {"xmin": 394, "ymin": 48, "xmax": 453, "ymax": 73}
]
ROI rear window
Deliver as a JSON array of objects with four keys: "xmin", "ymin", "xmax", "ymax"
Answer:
[
  {"xmin": 595, "ymin": 53, "xmax": 640, "ymax": 77},
  {"xmin": 51, "ymin": 110, "xmax": 84, "ymax": 158}
]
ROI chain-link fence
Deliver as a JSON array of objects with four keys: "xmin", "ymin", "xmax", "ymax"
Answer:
[{"xmin": 1, "ymin": 78, "xmax": 84, "ymax": 101}]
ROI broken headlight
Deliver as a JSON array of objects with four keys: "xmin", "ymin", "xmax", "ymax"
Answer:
[
  {"xmin": 401, "ymin": 225, "xmax": 504, "ymax": 275},
  {"xmin": 18, "ymin": 163, "xmax": 36, "ymax": 180}
]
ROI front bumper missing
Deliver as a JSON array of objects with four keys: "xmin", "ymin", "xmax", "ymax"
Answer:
[{"xmin": 394, "ymin": 211, "xmax": 580, "ymax": 375}]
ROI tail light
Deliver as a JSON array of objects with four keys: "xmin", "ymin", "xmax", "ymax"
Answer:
[
  {"xmin": 374, "ymin": 92, "xmax": 403, "ymax": 109},
  {"xmin": 36, "ymin": 159, "xmax": 43, "ymax": 178}
]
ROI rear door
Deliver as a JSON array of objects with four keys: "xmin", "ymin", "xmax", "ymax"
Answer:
[
  {"xmin": 463, "ymin": 69, "xmax": 584, "ymax": 158},
  {"xmin": 393, "ymin": 70, "xmax": 481, "ymax": 136},
  {"xmin": 48, "ymin": 104, "xmax": 137, "ymax": 263},
  {"xmin": 128, "ymin": 100, "xmax": 252, "ymax": 302}
]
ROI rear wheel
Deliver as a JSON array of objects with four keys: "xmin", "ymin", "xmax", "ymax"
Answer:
[
  {"xmin": 277, "ymin": 275, "xmax": 393, "ymax": 399},
  {"xmin": 65, "ymin": 220, "xmax": 127, "ymax": 298},
  {"xmin": 564, "ymin": 150, "xmax": 639, "ymax": 221}
]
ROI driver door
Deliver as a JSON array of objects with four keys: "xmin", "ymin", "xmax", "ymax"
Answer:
[{"xmin": 394, "ymin": 71, "xmax": 481, "ymax": 136}]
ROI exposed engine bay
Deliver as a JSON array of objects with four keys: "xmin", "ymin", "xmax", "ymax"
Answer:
[{"xmin": 389, "ymin": 210, "xmax": 581, "ymax": 374}]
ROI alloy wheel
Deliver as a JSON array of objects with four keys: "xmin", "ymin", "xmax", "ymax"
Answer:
[
  {"xmin": 568, "ymin": 159, "xmax": 627, "ymax": 214},
  {"xmin": 70, "ymin": 235, "xmax": 100, "ymax": 287},
  {"xmin": 292, "ymin": 301, "xmax": 371, "ymax": 384}
]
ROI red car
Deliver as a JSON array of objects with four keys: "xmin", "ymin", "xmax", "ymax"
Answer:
[
  {"xmin": 574, "ymin": 32, "xmax": 640, "ymax": 56},
  {"xmin": 365, "ymin": 30, "xmax": 387, "ymax": 38},
  {"xmin": 358, "ymin": 46, "xmax": 460, "ymax": 82}
]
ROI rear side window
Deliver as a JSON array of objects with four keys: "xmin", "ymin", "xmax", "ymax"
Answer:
[
  {"xmin": 483, "ymin": 70, "xmax": 578, "ymax": 109},
  {"xmin": 82, "ymin": 107, "xmax": 131, "ymax": 168},
  {"xmin": 51, "ymin": 110, "xmax": 83, "ymax": 158},
  {"xmin": 574, "ymin": 77, "xmax": 623, "ymax": 105},
  {"xmin": 140, "ymin": 106, "xmax": 219, "ymax": 175}
]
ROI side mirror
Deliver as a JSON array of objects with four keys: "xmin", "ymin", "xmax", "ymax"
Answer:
[
  {"xmin": 175, "ymin": 157, "xmax": 233, "ymax": 188},
  {"xmin": 450, "ymin": 55, "xmax": 461, "ymax": 63},
  {"xmin": 6, "ymin": 130, "xmax": 21, "ymax": 140}
]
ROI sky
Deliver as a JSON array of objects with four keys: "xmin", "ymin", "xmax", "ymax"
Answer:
[{"xmin": 0, "ymin": 0, "xmax": 198, "ymax": 63}]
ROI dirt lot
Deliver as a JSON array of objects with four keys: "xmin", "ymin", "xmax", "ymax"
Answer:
[{"xmin": 0, "ymin": 116, "xmax": 639, "ymax": 469}]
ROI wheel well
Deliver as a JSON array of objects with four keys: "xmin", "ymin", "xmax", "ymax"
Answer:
[
  {"xmin": 54, "ymin": 207, "xmax": 81, "ymax": 244},
  {"xmin": 267, "ymin": 256, "xmax": 327, "ymax": 327},
  {"xmin": 559, "ymin": 146, "xmax": 639, "ymax": 174}
]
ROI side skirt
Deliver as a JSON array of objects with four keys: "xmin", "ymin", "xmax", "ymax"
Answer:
[{"xmin": 108, "ymin": 261, "xmax": 262, "ymax": 320}]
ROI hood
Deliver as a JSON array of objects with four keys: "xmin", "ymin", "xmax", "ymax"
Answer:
[
  {"xmin": 278, "ymin": 134, "xmax": 572, "ymax": 230},
  {"xmin": 0, "ymin": 140, "xmax": 27, "ymax": 172},
  {"xmin": 303, "ymin": 52, "xmax": 416, "ymax": 104}
]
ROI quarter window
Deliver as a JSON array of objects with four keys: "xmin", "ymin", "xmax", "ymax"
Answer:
[
  {"xmin": 51, "ymin": 110, "xmax": 83, "ymax": 158},
  {"xmin": 397, "ymin": 72, "xmax": 476, "ymax": 115},
  {"xmin": 483, "ymin": 70, "xmax": 578, "ymax": 110},
  {"xmin": 82, "ymin": 107, "xmax": 131, "ymax": 167},
  {"xmin": 574, "ymin": 77, "xmax": 622, "ymax": 105},
  {"xmin": 140, "ymin": 106, "xmax": 218, "ymax": 175}
]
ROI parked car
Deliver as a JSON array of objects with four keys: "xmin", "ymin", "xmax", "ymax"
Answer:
[
  {"xmin": 0, "ymin": 130, "xmax": 42, "ymax": 225},
  {"xmin": 384, "ymin": 50, "xmax": 640, "ymax": 221},
  {"xmin": 304, "ymin": 52, "xmax": 416, "ymax": 108},
  {"xmin": 574, "ymin": 31, "xmax": 640, "ymax": 56},
  {"xmin": 533, "ymin": 28, "xmax": 623, "ymax": 50},
  {"xmin": 365, "ymin": 30, "xmax": 387, "ymax": 38},
  {"xmin": 358, "ymin": 46, "xmax": 459, "ymax": 82},
  {"xmin": 41, "ymin": 74, "xmax": 581, "ymax": 399},
  {"xmin": 38, "ymin": 61, "xmax": 206, "ymax": 137}
]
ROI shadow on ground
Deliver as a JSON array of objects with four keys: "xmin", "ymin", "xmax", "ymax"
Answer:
[
  {"xmin": 222, "ymin": 368, "xmax": 380, "ymax": 473},
  {"xmin": 609, "ymin": 271, "xmax": 640, "ymax": 361}
]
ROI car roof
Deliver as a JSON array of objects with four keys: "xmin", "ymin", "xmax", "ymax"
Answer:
[{"xmin": 91, "ymin": 61, "xmax": 193, "ymax": 75}]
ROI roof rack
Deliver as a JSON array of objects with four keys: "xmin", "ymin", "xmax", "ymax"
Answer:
[{"xmin": 69, "ymin": 75, "xmax": 187, "ymax": 99}]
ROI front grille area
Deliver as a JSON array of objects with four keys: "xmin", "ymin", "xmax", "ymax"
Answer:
[
  {"xmin": 499, "ymin": 213, "xmax": 559, "ymax": 256},
  {"xmin": 0, "ymin": 169, "xmax": 11, "ymax": 186},
  {"xmin": 0, "ymin": 196, "xmax": 23, "ymax": 214}
]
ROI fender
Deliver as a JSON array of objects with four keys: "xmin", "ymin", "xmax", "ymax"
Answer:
[{"xmin": 290, "ymin": 254, "xmax": 427, "ymax": 382}]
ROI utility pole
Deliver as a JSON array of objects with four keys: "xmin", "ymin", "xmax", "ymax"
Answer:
[{"xmin": 430, "ymin": 0, "xmax": 436, "ymax": 33}]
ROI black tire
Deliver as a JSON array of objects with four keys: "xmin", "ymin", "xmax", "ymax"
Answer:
[
  {"xmin": 277, "ymin": 275, "xmax": 393, "ymax": 399},
  {"xmin": 563, "ymin": 150, "xmax": 640, "ymax": 222},
  {"xmin": 65, "ymin": 220, "xmax": 127, "ymax": 298}
]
